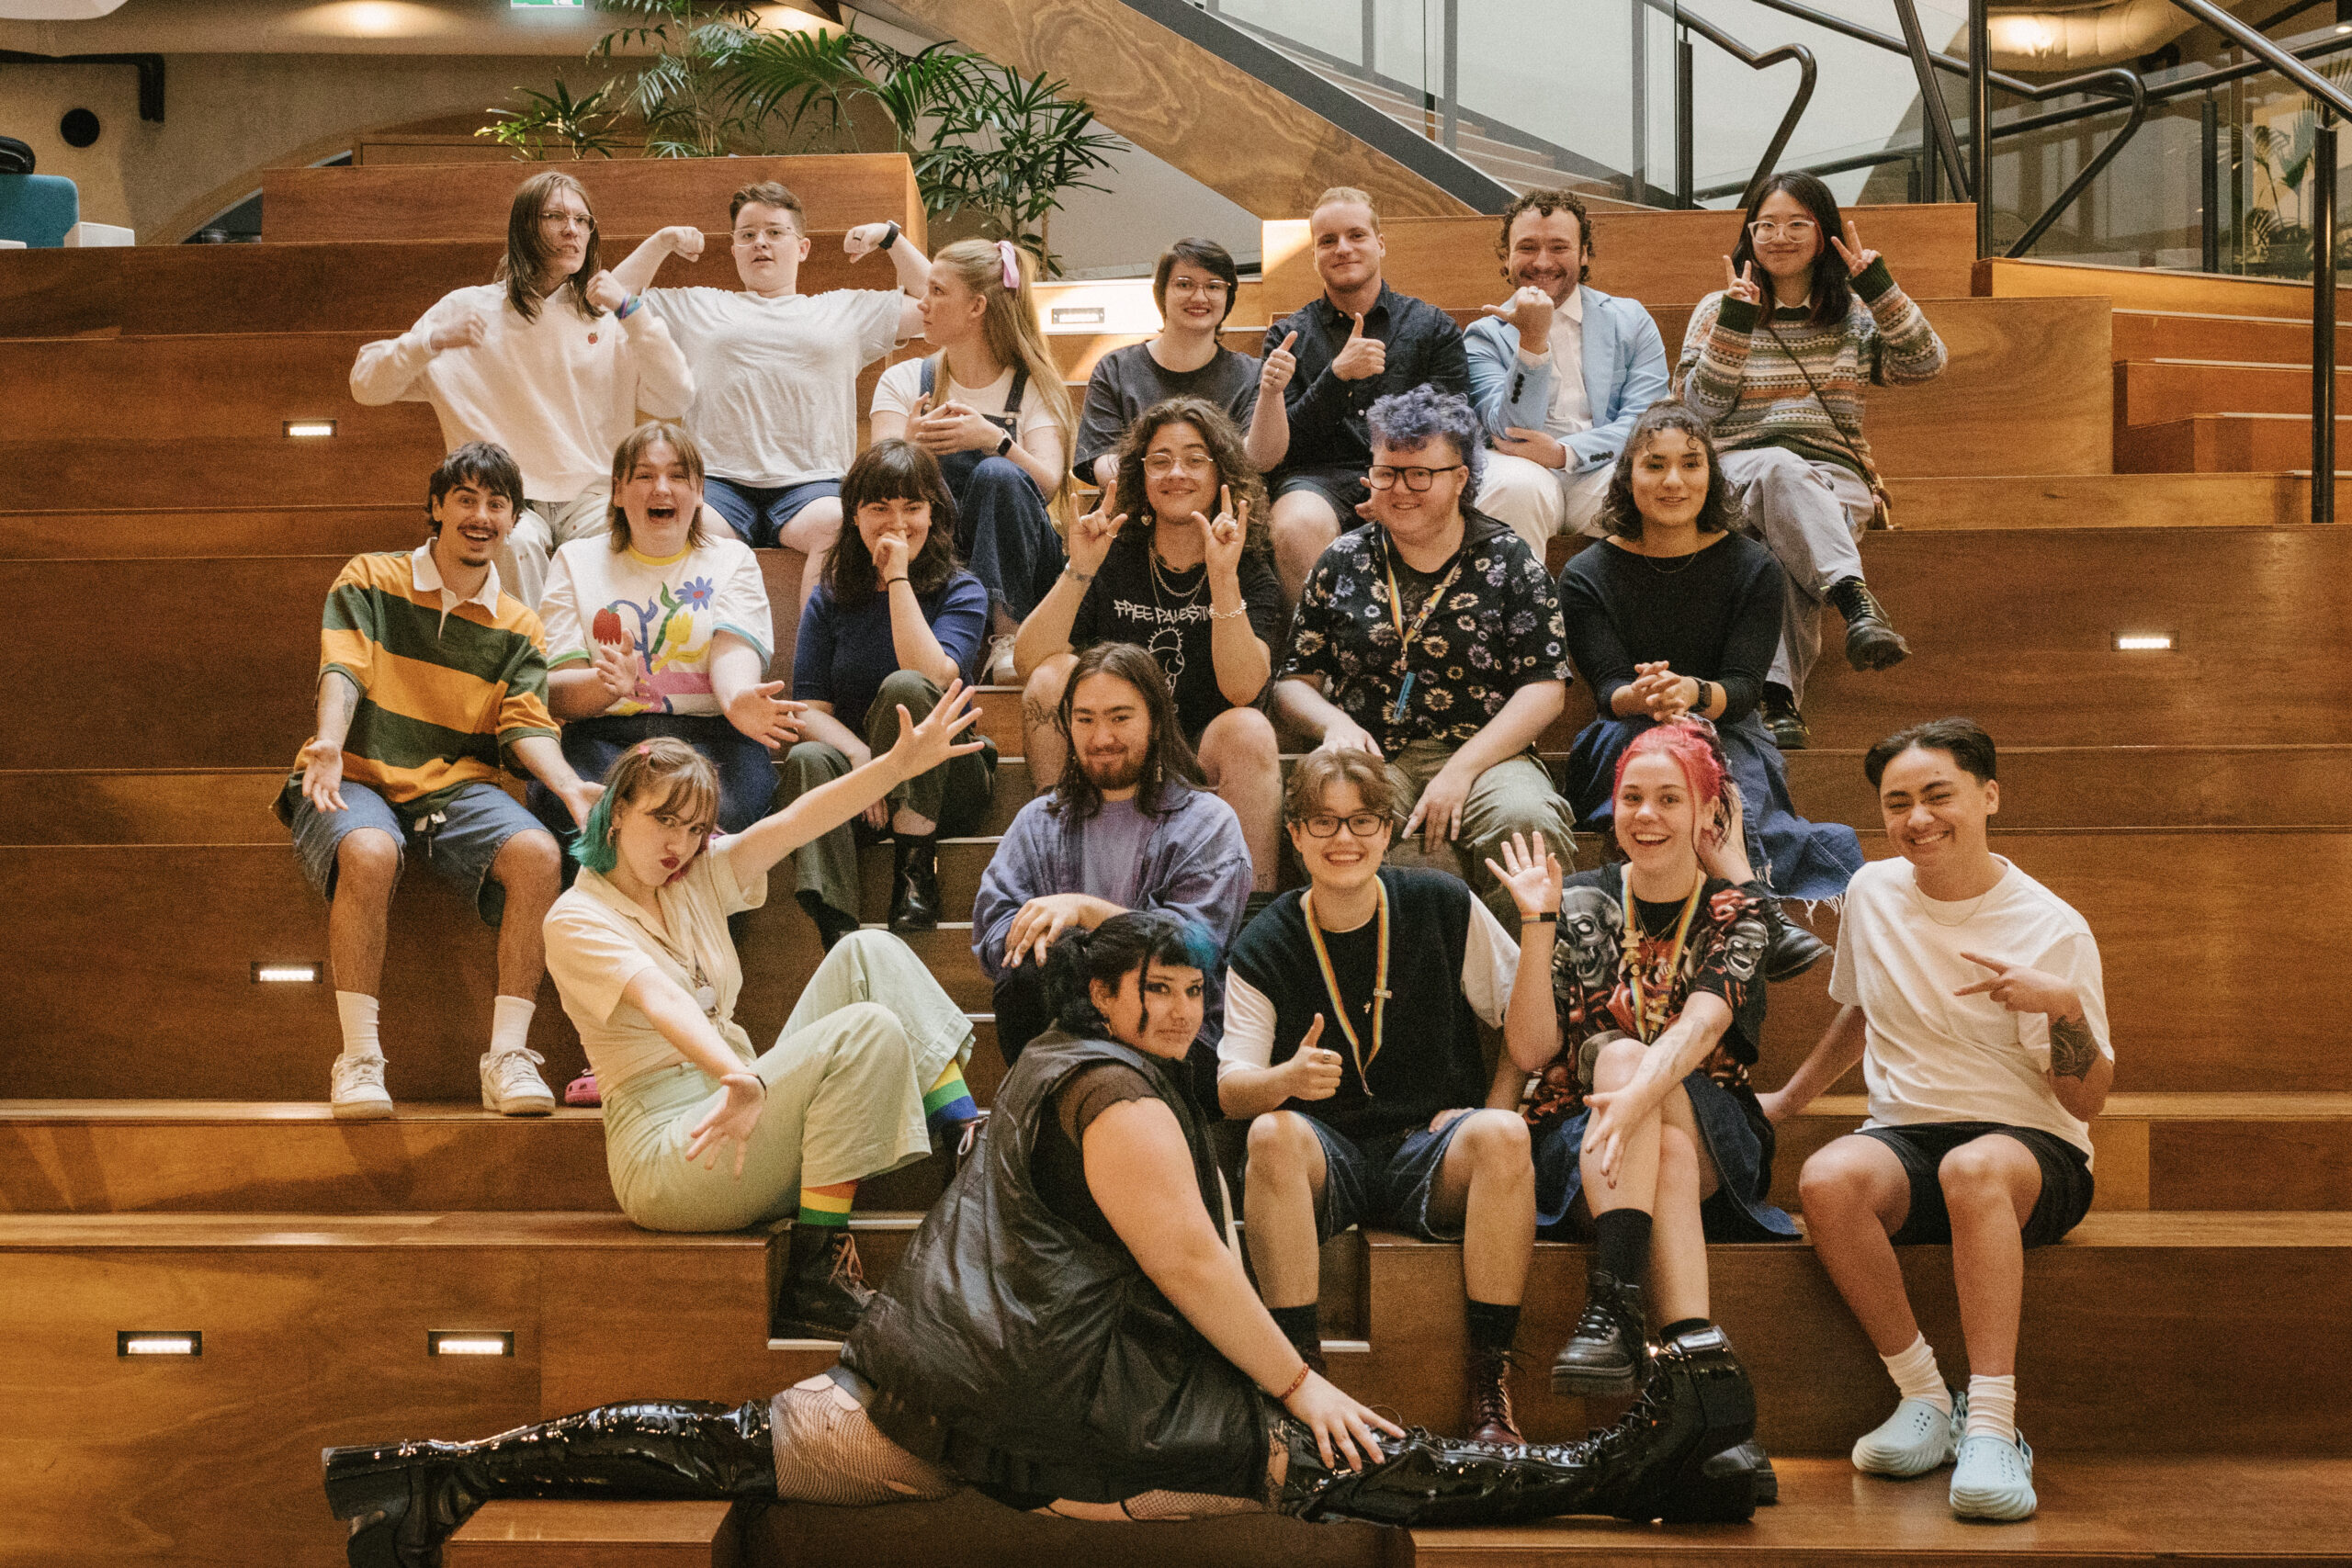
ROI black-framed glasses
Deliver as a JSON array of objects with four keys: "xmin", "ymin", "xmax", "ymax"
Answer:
[
  {"xmin": 1299, "ymin": 811, "xmax": 1391, "ymax": 839},
  {"xmin": 1365, "ymin": 464, "xmax": 1465, "ymax": 491}
]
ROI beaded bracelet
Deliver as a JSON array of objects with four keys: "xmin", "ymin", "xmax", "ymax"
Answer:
[
  {"xmin": 1210, "ymin": 604, "xmax": 1250, "ymax": 620},
  {"xmin": 1273, "ymin": 1361, "xmax": 1311, "ymax": 1402},
  {"xmin": 616, "ymin": 293, "xmax": 644, "ymax": 320}
]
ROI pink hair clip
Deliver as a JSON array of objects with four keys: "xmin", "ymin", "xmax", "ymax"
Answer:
[
  {"xmin": 996, "ymin": 240, "xmax": 1020, "ymax": 290},
  {"xmin": 635, "ymin": 741, "xmax": 655, "ymax": 757}
]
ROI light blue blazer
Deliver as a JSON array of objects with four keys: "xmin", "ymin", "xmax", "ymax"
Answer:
[{"xmin": 1464, "ymin": 284, "xmax": 1670, "ymax": 475}]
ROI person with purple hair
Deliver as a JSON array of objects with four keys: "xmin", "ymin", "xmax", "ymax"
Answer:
[{"xmin": 1272, "ymin": 385, "xmax": 1577, "ymax": 921}]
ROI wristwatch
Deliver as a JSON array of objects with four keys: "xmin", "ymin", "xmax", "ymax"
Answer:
[{"xmin": 994, "ymin": 429, "xmax": 1014, "ymax": 458}]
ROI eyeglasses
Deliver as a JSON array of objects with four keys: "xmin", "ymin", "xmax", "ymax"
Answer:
[
  {"xmin": 538, "ymin": 211, "xmax": 595, "ymax": 233},
  {"xmin": 1142, "ymin": 452, "xmax": 1212, "ymax": 476},
  {"xmin": 1299, "ymin": 811, "xmax": 1391, "ymax": 839},
  {"xmin": 1746, "ymin": 220, "xmax": 1817, "ymax": 241},
  {"xmin": 1165, "ymin": 276, "xmax": 1230, "ymax": 297},
  {"xmin": 1365, "ymin": 464, "xmax": 1464, "ymax": 491},
  {"xmin": 732, "ymin": 225, "xmax": 797, "ymax": 245}
]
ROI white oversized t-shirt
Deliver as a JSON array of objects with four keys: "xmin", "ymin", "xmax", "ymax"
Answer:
[
  {"xmin": 1828, "ymin": 855, "xmax": 2113, "ymax": 1160},
  {"xmin": 870, "ymin": 356, "xmax": 1060, "ymax": 450},
  {"xmin": 646, "ymin": 287, "xmax": 906, "ymax": 487},
  {"xmin": 538, "ymin": 536, "xmax": 773, "ymax": 718}
]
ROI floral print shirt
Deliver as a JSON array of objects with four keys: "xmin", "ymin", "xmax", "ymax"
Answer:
[{"xmin": 1277, "ymin": 507, "xmax": 1573, "ymax": 750}]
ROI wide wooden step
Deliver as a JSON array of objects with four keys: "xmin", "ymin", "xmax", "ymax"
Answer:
[
  {"xmin": 1878, "ymin": 469, "xmax": 2344, "ymax": 527},
  {"xmin": 2116, "ymin": 357, "xmax": 2352, "ymax": 426},
  {"xmin": 0, "ymin": 1210, "xmax": 792, "ymax": 1568},
  {"xmin": 2115, "ymin": 411, "xmax": 2352, "ymax": 474},
  {"xmin": 447, "ymin": 1500, "xmax": 745, "ymax": 1568},
  {"xmin": 2111, "ymin": 304, "xmax": 2352, "ymax": 364}
]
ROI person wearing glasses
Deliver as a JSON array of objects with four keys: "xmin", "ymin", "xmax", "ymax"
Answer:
[
  {"xmin": 1071, "ymin": 238, "xmax": 1289, "ymax": 491},
  {"xmin": 1272, "ymin": 386, "xmax": 1577, "ymax": 923},
  {"xmin": 1677, "ymin": 172, "xmax": 1946, "ymax": 750},
  {"xmin": 606, "ymin": 182, "xmax": 930, "ymax": 608},
  {"xmin": 1219, "ymin": 748, "xmax": 1551, "ymax": 1446},
  {"xmin": 352, "ymin": 170, "xmax": 694, "ymax": 610}
]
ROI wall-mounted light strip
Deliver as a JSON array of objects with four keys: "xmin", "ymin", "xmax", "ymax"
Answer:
[
  {"xmin": 284, "ymin": 420, "xmax": 338, "ymax": 438},
  {"xmin": 428, "ymin": 1331, "xmax": 515, "ymax": 1358},
  {"xmin": 119, "ymin": 1331, "xmax": 201, "ymax": 1357},
  {"xmin": 1049, "ymin": 306, "xmax": 1106, "ymax": 326},
  {"xmin": 2113, "ymin": 633, "xmax": 2177, "ymax": 651},
  {"xmin": 252, "ymin": 962, "xmax": 322, "ymax": 983}
]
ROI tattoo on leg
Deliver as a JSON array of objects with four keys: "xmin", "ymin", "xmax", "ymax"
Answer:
[
  {"xmin": 1022, "ymin": 697, "xmax": 1057, "ymax": 731},
  {"xmin": 2048, "ymin": 1016, "xmax": 2097, "ymax": 1079}
]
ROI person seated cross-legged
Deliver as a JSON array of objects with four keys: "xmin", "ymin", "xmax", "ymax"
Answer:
[
  {"xmin": 280, "ymin": 442, "xmax": 602, "ymax": 1122},
  {"xmin": 1273, "ymin": 385, "xmax": 1577, "ymax": 925},
  {"xmin": 973, "ymin": 641, "xmax": 1253, "ymax": 1083},
  {"xmin": 1015, "ymin": 398, "xmax": 1288, "ymax": 889},
  {"xmin": 540, "ymin": 686, "xmax": 989, "ymax": 1337},
  {"xmin": 1762, "ymin": 718, "xmax": 2111, "ymax": 1523},
  {"xmin": 1220, "ymin": 748, "xmax": 1544, "ymax": 1445}
]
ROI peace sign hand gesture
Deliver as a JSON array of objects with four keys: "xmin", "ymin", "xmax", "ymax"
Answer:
[
  {"xmin": 1194, "ymin": 484, "xmax": 1248, "ymax": 587},
  {"xmin": 1829, "ymin": 219, "xmax": 1879, "ymax": 279},
  {"xmin": 1722, "ymin": 256, "xmax": 1761, "ymax": 308}
]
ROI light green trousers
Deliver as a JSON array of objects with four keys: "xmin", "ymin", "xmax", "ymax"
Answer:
[
  {"xmin": 600, "ymin": 931, "xmax": 974, "ymax": 1233},
  {"xmin": 1382, "ymin": 739, "xmax": 1578, "ymax": 924}
]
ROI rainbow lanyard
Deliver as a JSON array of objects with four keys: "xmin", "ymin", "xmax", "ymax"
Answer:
[
  {"xmin": 1303, "ymin": 879, "xmax": 1392, "ymax": 1091},
  {"xmin": 1381, "ymin": 542, "xmax": 1464, "ymax": 724},
  {"xmin": 1620, "ymin": 864, "xmax": 1702, "ymax": 1043}
]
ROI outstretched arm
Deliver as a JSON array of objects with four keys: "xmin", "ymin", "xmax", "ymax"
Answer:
[
  {"xmin": 509, "ymin": 735, "xmax": 600, "ymax": 828},
  {"xmin": 1757, "ymin": 1004, "xmax": 1868, "ymax": 1124}
]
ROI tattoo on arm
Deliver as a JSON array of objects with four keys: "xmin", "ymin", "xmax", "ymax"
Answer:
[{"xmin": 2048, "ymin": 1015, "xmax": 2098, "ymax": 1080}]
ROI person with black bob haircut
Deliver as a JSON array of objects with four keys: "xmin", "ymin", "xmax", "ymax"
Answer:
[
  {"xmin": 780, "ymin": 439, "xmax": 995, "ymax": 945},
  {"xmin": 1678, "ymin": 172, "xmax": 1946, "ymax": 750},
  {"xmin": 322, "ymin": 906, "xmax": 1766, "ymax": 1568},
  {"xmin": 1556, "ymin": 399, "xmax": 1861, "ymax": 975},
  {"xmin": 1073, "ymin": 238, "xmax": 1290, "ymax": 489}
]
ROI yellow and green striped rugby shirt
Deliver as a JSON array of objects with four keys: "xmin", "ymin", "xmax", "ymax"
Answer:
[{"xmin": 279, "ymin": 549, "xmax": 559, "ymax": 820}]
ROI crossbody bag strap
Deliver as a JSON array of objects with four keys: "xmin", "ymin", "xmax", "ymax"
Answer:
[{"xmin": 1759, "ymin": 315, "xmax": 1895, "ymax": 531}]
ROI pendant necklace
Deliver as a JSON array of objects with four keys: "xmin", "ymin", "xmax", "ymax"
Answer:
[
  {"xmin": 1620, "ymin": 864, "xmax": 1702, "ymax": 1043},
  {"xmin": 1302, "ymin": 880, "xmax": 1391, "ymax": 1091}
]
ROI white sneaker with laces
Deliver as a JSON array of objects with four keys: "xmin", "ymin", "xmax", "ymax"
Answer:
[
  {"xmin": 480, "ymin": 1047, "xmax": 556, "ymax": 1116},
  {"xmin": 1852, "ymin": 1391, "xmax": 1961, "ymax": 1477},
  {"xmin": 330, "ymin": 1052, "xmax": 394, "ymax": 1120},
  {"xmin": 987, "ymin": 633, "xmax": 1018, "ymax": 685},
  {"xmin": 1950, "ymin": 1429, "xmax": 2037, "ymax": 1521}
]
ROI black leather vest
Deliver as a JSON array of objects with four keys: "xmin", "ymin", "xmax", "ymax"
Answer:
[{"xmin": 840, "ymin": 1030, "xmax": 1268, "ymax": 1503}]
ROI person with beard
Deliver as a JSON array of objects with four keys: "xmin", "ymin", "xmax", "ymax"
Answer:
[
  {"xmin": 322, "ymin": 910, "xmax": 1761, "ymax": 1568},
  {"xmin": 1467, "ymin": 189, "xmax": 1672, "ymax": 556},
  {"xmin": 1013, "ymin": 398, "xmax": 1287, "ymax": 889},
  {"xmin": 351, "ymin": 170, "xmax": 694, "ymax": 609},
  {"xmin": 972, "ymin": 642, "xmax": 1253, "ymax": 1079},
  {"xmin": 278, "ymin": 442, "xmax": 603, "ymax": 1122},
  {"xmin": 1219, "ymin": 748, "xmax": 1548, "ymax": 1447}
]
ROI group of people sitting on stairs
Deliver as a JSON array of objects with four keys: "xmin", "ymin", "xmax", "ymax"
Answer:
[{"xmin": 289, "ymin": 166, "xmax": 2115, "ymax": 1563}]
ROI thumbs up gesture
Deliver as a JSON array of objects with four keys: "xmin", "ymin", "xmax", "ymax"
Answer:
[{"xmin": 1331, "ymin": 311, "xmax": 1386, "ymax": 381}]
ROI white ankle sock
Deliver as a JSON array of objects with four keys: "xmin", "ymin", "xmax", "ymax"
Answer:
[
  {"xmin": 1882, "ymin": 1334, "xmax": 1951, "ymax": 1414},
  {"xmin": 334, "ymin": 992, "xmax": 382, "ymax": 1062},
  {"xmin": 1964, "ymin": 1374, "xmax": 2018, "ymax": 1442},
  {"xmin": 490, "ymin": 995, "xmax": 535, "ymax": 1057}
]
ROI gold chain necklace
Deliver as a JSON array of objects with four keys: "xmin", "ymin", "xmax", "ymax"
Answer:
[{"xmin": 1620, "ymin": 865, "xmax": 1702, "ymax": 1043}]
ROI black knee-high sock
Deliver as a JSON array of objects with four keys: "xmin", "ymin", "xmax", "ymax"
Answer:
[
  {"xmin": 1591, "ymin": 1208, "xmax": 1652, "ymax": 1284},
  {"xmin": 1464, "ymin": 1300, "xmax": 1521, "ymax": 1354},
  {"xmin": 1270, "ymin": 1303, "xmax": 1321, "ymax": 1358}
]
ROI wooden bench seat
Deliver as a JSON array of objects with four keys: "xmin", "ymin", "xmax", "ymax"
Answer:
[{"xmin": 448, "ymin": 1499, "xmax": 746, "ymax": 1568}]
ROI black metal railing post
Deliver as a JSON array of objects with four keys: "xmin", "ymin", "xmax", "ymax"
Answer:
[
  {"xmin": 2316, "ymin": 113, "xmax": 2337, "ymax": 522},
  {"xmin": 1631, "ymin": 0, "xmax": 1650, "ymax": 204},
  {"xmin": 1361, "ymin": 0, "xmax": 1376, "ymax": 76},
  {"xmin": 1441, "ymin": 0, "xmax": 1460, "ymax": 151},
  {"xmin": 1970, "ymin": 0, "xmax": 1992, "ymax": 254},
  {"xmin": 1677, "ymin": 28, "xmax": 1696, "ymax": 207},
  {"xmin": 1893, "ymin": 0, "xmax": 1971, "ymax": 199},
  {"xmin": 2202, "ymin": 96, "xmax": 2222, "ymax": 273}
]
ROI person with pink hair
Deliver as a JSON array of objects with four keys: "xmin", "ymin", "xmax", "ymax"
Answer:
[{"xmin": 1486, "ymin": 719, "xmax": 1790, "ymax": 1493}]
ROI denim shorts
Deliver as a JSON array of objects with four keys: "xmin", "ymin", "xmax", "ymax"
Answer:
[
  {"xmin": 1271, "ymin": 464, "xmax": 1369, "ymax": 519},
  {"xmin": 287, "ymin": 778, "xmax": 546, "ymax": 927},
  {"xmin": 1305, "ymin": 1114, "xmax": 1474, "ymax": 1243},
  {"xmin": 1860, "ymin": 1121, "xmax": 2095, "ymax": 1249},
  {"xmin": 703, "ymin": 477, "xmax": 840, "ymax": 548}
]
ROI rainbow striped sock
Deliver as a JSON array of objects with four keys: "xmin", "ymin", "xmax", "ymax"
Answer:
[
  {"xmin": 796, "ymin": 1180, "xmax": 855, "ymax": 1229},
  {"xmin": 923, "ymin": 1061, "xmax": 978, "ymax": 1138}
]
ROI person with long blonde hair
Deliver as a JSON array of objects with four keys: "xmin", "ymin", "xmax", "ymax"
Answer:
[{"xmin": 870, "ymin": 238, "xmax": 1075, "ymax": 671}]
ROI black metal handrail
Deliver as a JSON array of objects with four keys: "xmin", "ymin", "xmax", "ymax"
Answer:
[{"xmin": 1645, "ymin": 0, "xmax": 1817, "ymax": 212}]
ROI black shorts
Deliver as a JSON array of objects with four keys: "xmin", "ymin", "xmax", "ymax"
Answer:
[
  {"xmin": 1271, "ymin": 465, "xmax": 1368, "ymax": 520},
  {"xmin": 1860, "ymin": 1122, "xmax": 2094, "ymax": 1249}
]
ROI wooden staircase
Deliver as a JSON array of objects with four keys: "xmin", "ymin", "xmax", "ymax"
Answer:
[{"xmin": 2, "ymin": 163, "xmax": 2349, "ymax": 1564}]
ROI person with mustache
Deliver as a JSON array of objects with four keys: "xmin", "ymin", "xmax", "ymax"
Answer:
[
  {"xmin": 972, "ymin": 641, "xmax": 1253, "ymax": 1081},
  {"xmin": 279, "ymin": 442, "xmax": 603, "ymax": 1122}
]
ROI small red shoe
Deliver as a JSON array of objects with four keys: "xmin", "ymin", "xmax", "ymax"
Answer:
[{"xmin": 564, "ymin": 1071, "xmax": 601, "ymax": 1107}]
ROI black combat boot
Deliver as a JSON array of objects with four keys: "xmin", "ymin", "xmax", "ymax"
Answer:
[
  {"xmin": 1551, "ymin": 1266, "xmax": 1646, "ymax": 1395},
  {"xmin": 775, "ymin": 1224, "xmax": 876, "ymax": 1339},
  {"xmin": 1826, "ymin": 576, "xmax": 1910, "ymax": 671},
  {"xmin": 888, "ymin": 833, "xmax": 941, "ymax": 931},
  {"xmin": 1759, "ymin": 683, "xmax": 1810, "ymax": 750},
  {"xmin": 1762, "ymin": 899, "xmax": 1832, "ymax": 982}
]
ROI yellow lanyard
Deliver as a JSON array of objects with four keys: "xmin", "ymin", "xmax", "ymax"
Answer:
[
  {"xmin": 1303, "ymin": 880, "xmax": 1391, "ymax": 1090},
  {"xmin": 1621, "ymin": 865, "xmax": 1702, "ymax": 1043},
  {"xmin": 1381, "ymin": 542, "xmax": 1465, "ymax": 724}
]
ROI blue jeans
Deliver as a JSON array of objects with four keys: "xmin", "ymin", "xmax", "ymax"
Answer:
[
  {"xmin": 703, "ymin": 477, "xmax": 840, "ymax": 548},
  {"xmin": 935, "ymin": 450, "xmax": 1064, "ymax": 621},
  {"xmin": 527, "ymin": 714, "xmax": 780, "ymax": 867}
]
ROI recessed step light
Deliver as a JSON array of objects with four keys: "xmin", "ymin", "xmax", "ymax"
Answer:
[
  {"xmin": 118, "ymin": 1331, "xmax": 200, "ymax": 1357},
  {"xmin": 428, "ymin": 1331, "xmax": 514, "ymax": 1357},
  {"xmin": 283, "ymin": 420, "xmax": 338, "ymax": 438},
  {"xmin": 2113, "ymin": 633, "xmax": 2177, "ymax": 651},
  {"xmin": 252, "ymin": 962, "xmax": 322, "ymax": 983}
]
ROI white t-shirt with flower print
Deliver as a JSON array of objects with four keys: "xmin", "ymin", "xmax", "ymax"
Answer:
[{"xmin": 538, "ymin": 535, "xmax": 774, "ymax": 718}]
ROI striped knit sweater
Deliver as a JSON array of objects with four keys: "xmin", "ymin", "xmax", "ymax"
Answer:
[
  {"xmin": 1676, "ymin": 256, "xmax": 1947, "ymax": 480},
  {"xmin": 277, "ymin": 548, "xmax": 559, "ymax": 822}
]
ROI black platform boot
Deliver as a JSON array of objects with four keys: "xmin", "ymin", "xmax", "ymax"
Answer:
[
  {"xmin": 796, "ymin": 890, "xmax": 862, "ymax": 952},
  {"xmin": 1551, "ymin": 1266, "xmax": 1646, "ymax": 1395},
  {"xmin": 1762, "ymin": 899, "xmax": 1831, "ymax": 983},
  {"xmin": 1712, "ymin": 1437, "xmax": 1779, "ymax": 1505},
  {"xmin": 1759, "ymin": 683, "xmax": 1810, "ymax": 750},
  {"xmin": 888, "ymin": 833, "xmax": 940, "ymax": 932},
  {"xmin": 1278, "ymin": 1325, "xmax": 1757, "ymax": 1527},
  {"xmin": 322, "ymin": 1398, "xmax": 775, "ymax": 1568},
  {"xmin": 1826, "ymin": 576, "xmax": 1911, "ymax": 671},
  {"xmin": 775, "ymin": 1224, "xmax": 876, "ymax": 1339}
]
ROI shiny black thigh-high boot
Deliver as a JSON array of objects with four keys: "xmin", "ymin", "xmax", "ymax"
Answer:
[
  {"xmin": 1280, "ymin": 1325, "xmax": 1757, "ymax": 1529},
  {"xmin": 323, "ymin": 1398, "xmax": 775, "ymax": 1568}
]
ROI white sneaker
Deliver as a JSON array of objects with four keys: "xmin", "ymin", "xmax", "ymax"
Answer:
[
  {"xmin": 1852, "ymin": 1392, "xmax": 1961, "ymax": 1477},
  {"xmin": 987, "ymin": 633, "xmax": 1017, "ymax": 684},
  {"xmin": 480, "ymin": 1047, "xmax": 556, "ymax": 1116},
  {"xmin": 1950, "ymin": 1429, "xmax": 2037, "ymax": 1521},
  {"xmin": 330, "ymin": 1053, "xmax": 393, "ymax": 1120}
]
